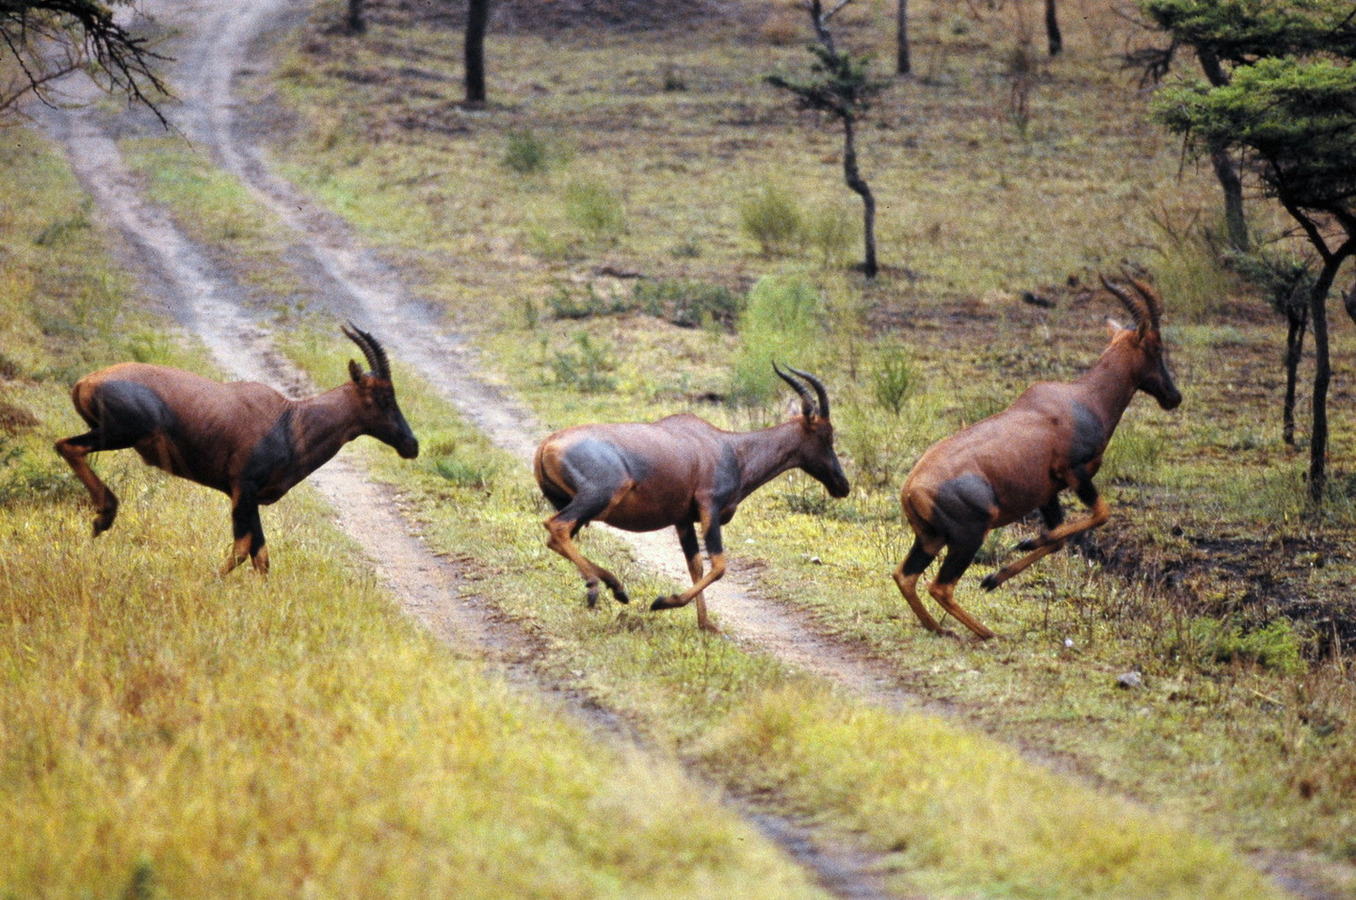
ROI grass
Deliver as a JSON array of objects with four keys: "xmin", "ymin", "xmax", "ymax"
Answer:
[
  {"xmin": 0, "ymin": 130, "xmax": 825, "ymax": 898},
  {"xmin": 254, "ymin": 1, "xmax": 1356, "ymax": 892},
  {"xmin": 276, "ymin": 325, "xmax": 1280, "ymax": 898},
  {"xmin": 13, "ymin": 0, "xmax": 1353, "ymax": 893}
]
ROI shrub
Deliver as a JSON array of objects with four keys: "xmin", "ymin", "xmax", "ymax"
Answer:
[
  {"xmin": 739, "ymin": 184, "xmax": 804, "ymax": 257},
  {"xmin": 805, "ymin": 204, "xmax": 854, "ymax": 267},
  {"xmin": 870, "ymin": 347, "xmax": 916, "ymax": 416},
  {"xmin": 1175, "ymin": 617, "xmax": 1307, "ymax": 675},
  {"xmin": 730, "ymin": 274, "xmax": 823, "ymax": 406},
  {"xmin": 633, "ymin": 279, "xmax": 742, "ymax": 329},
  {"xmin": 502, "ymin": 130, "xmax": 551, "ymax": 175},
  {"xmin": 551, "ymin": 332, "xmax": 617, "ymax": 393},
  {"xmin": 564, "ymin": 179, "xmax": 626, "ymax": 241}
]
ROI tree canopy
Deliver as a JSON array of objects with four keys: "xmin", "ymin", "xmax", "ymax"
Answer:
[
  {"xmin": 1, "ymin": 0, "xmax": 167, "ymax": 123},
  {"xmin": 1154, "ymin": 57, "xmax": 1356, "ymax": 223}
]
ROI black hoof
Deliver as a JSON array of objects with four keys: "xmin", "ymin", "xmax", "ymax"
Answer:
[
  {"xmin": 650, "ymin": 595, "xmax": 675, "ymax": 611},
  {"xmin": 1015, "ymin": 538, "xmax": 1039, "ymax": 552},
  {"xmin": 979, "ymin": 574, "xmax": 1000, "ymax": 592},
  {"xmin": 585, "ymin": 585, "xmax": 600, "ymax": 608},
  {"xmin": 614, "ymin": 590, "xmax": 631, "ymax": 605}
]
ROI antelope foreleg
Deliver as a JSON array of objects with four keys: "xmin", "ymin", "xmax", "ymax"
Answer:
[
  {"xmin": 982, "ymin": 493, "xmax": 1109, "ymax": 590},
  {"xmin": 55, "ymin": 434, "xmax": 120, "ymax": 535},
  {"xmin": 652, "ymin": 518, "xmax": 724, "ymax": 633}
]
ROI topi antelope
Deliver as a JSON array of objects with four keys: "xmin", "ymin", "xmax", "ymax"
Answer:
[
  {"xmin": 55, "ymin": 324, "xmax": 418, "ymax": 574},
  {"xmin": 893, "ymin": 275, "xmax": 1181, "ymax": 639},
  {"xmin": 534, "ymin": 364, "xmax": 850, "ymax": 632}
]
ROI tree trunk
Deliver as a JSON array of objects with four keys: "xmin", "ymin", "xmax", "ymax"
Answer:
[
  {"xmin": 1044, "ymin": 0, "xmax": 1062, "ymax": 56},
  {"xmin": 464, "ymin": 0, "xmax": 491, "ymax": 106},
  {"xmin": 842, "ymin": 116, "xmax": 878, "ymax": 278},
  {"xmin": 1209, "ymin": 145, "xmax": 1249, "ymax": 252},
  {"xmin": 896, "ymin": 0, "xmax": 910, "ymax": 75},
  {"xmin": 1282, "ymin": 311, "xmax": 1306, "ymax": 446},
  {"xmin": 1196, "ymin": 48, "xmax": 1248, "ymax": 252},
  {"xmin": 1306, "ymin": 259, "xmax": 1339, "ymax": 503},
  {"xmin": 346, "ymin": 0, "xmax": 365, "ymax": 34}
]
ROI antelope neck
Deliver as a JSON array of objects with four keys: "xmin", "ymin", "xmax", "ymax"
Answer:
[
  {"xmin": 288, "ymin": 384, "xmax": 364, "ymax": 472},
  {"xmin": 726, "ymin": 420, "xmax": 803, "ymax": 498},
  {"xmin": 1074, "ymin": 341, "xmax": 1142, "ymax": 430}
]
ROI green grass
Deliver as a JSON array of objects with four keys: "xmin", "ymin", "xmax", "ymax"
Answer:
[
  {"xmin": 22, "ymin": 0, "xmax": 1354, "ymax": 893},
  {"xmin": 272, "ymin": 324, "xmax": 1280, "ymax": 898},
  {"xmin": 0, "ymin": 130, "xmax": 823, "ymax": 899},
  {"xmin": 257, "ymin": 3, "xmax": 1356, "ymax": 893}
]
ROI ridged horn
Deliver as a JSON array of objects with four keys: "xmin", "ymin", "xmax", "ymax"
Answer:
[
  {"xmin": 341, "ymin": 322, "xmax": 391, "ymax": 379},
  {"xmin": 1099, "ymin": 274, "xmax": 1148, "ymax": 336},
  {"xmin": 1127, "ymin": 276, "xmax": 1164, "ymax": 333},
  {"xmin": 786, "ymin": 365, "xmax": 830, "ymax": 420},
  {"xmin": 772, "ymin": 361, "xmax": 815, "ymax": 419}
]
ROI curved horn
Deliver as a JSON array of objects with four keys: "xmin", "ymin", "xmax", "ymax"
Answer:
[
  {"xmin": 1127, "ymin": 276, "xmax": 1164, "ymax": 333},
  {"xmin": 786, "ymin": 365, "xmax": 830, "ymax": 420},
  {"xmin": 1099, "ymin": 274, "xmax": 1148, "ymax": 335},
  {"xmin": 772, "ymin": 362, "xmax": 815, "ymax": 418},
  {"xmin": 341, "ymin": 322, "xmax": 391, "ymax": 379}
]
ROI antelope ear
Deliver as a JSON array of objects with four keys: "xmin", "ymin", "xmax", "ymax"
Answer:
[
  {"xmin": 349, "ymin": 359, "xmax": 364, "ymax": 383},
  {"xmin": 1105, "ymin": 317, "xmax": 1125, "ymax": 338}
]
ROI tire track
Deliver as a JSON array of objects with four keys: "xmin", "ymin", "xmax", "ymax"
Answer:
[
  {"xmin": 39, "ymin": 19, "xmax": 896, "ymax": 898},
  {"xmin": 165, "ymin": 0, "xmax": 935, "ymax": 716}
]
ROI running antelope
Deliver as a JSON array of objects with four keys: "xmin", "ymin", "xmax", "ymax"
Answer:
[
  {"xmin": 55, "ymin": 324, "xmax": 418, "ymax": 573},
  {"xmin": 534, "ymin": 365, "xmax": 850, "ymax": 632},
  {"xmin": 893, "ymin": 276, "xmax": 1181, "ymax": 639}
]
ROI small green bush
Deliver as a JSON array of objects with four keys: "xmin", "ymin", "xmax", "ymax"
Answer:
[
  {"xmin": 502, "ymin": 130, "xmax": 551, "ymax": 175},
  {"xmin": 633, "ymin": 279, "xmax": 742, "ymax": 329},
  {"xmin": 730, "ymin": 274, "xmax": 823, "ymax": 406},
  {"xmin": 871, "ymin": 347, "xmax": 916, "ymax": 416},
  {"xmin": 739, "ymin": 184, "xmax": 804, "ymax": 257},
  {"xmin": 564, "ymin": 179, "xmax": 626, "ymax": 241},
  {"xmin": 551, "ymin": 332, "xmax": 617, "ymax": 393},
  {"xmin": 1177, "ymin": 617, "xmax": 1307, "ymax": 675},
  {"xmin": 805, "ymin": 204, "xmax": 854, "ymax": 267}
]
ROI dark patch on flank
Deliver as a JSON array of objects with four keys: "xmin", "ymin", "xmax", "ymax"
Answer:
[
  {"xmin": 931, "ymin": 473, "xmax": 997, "ymax": 544},
  {"xmin": 562, "ymin": 437, "xmax": 652, "ymax": 487},
  {"xmin": 711, "ymin": 443, "xmax": 741, "ymax": 509},
  {"xmin": 88, "ymin": 380, "xmax": 176, "ymax": 448}
]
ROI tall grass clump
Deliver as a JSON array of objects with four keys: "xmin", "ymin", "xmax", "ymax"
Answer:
[
  {"xmin": 806, "ymin": 203, "xmax": 854, "ymax": 267},
  {"xmin": 730, "ymin": 274, "xmax": 823, "ymax": 406},
  {"xmin": 739, "ymin": 183, "xmax": 804, "ymax": 256},
  {"xmin": 501, "ymin": 129, "xmax": 551, "ymax": 174},
  {"xmin": 563, "ymin": 177, "xmax": 626, "ymax": 242},
  {"xmin": 1147, "ymin": 210, "xmax": 1233, "ymax": 321}
]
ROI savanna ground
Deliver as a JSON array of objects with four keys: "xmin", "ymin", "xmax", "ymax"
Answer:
[{"xmin": 3, "ymin": 0, "xmax": 1356, "ymax": 895}]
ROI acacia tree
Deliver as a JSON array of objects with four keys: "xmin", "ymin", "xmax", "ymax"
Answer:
[
  {"xmin": 768, "ymin": 0, "xmax": 889, "ymax": 278},
  {"xmin": 1154, "ymin": 57, "xmax": 1356, "ymax": 502},
  {"xmin": 1, "ymin": 0, "xmax": 167, "ymax": 124},
  {"xmin": 1138, "ymin": 0, "xmax": 1356, "ymax": 253}
]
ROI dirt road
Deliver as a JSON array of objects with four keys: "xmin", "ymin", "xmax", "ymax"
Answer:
[{"xmin": 36, "ymin": 1, "xmax": 923, "ymax": 894}]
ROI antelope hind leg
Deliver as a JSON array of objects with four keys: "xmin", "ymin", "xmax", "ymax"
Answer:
[{"xmin": 55, "ymin": 434, "xmax": 121, "ymax": 535}]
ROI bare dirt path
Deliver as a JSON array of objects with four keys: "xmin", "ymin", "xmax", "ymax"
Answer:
[
  {"xmin": 162, "ymin": 0, "xmax": 937, "ymax": 717},
  {"xmin": 36, "ymin": 8, "xmax": 907, "ymax": 895},
  {"xmin": 38, "ymin": 2, "xmax": 1338, "ymax": 896}
]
